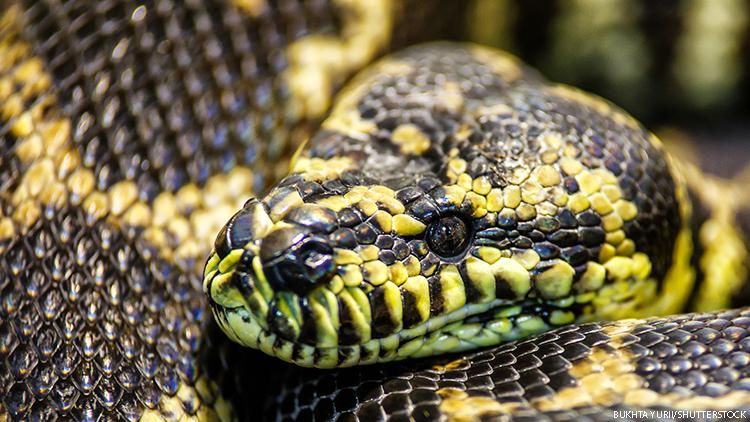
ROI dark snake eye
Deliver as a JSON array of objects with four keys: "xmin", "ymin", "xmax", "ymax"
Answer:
[{"xmin": 426, "ymin": 215, "xmax": 470, "ymax": 258}]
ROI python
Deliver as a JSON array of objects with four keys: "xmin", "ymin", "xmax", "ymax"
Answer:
[{"xmin": 203, "ymin": 43, "xmax": 748, "ymax": 370}]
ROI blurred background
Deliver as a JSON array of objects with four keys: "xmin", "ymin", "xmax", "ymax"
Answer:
[{"xmin": 455, "ymin": 0, "xmax": 750, "ymax": 178}]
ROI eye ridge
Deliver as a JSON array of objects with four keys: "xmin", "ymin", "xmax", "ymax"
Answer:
[{"xmin": 425, "ymin": 214, "xmax": 472, "ymax": 259}]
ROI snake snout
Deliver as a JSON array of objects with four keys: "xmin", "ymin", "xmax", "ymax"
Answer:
[{"xmin": 260, "ymin": 226, "xmax": 335, "ymax": 295}]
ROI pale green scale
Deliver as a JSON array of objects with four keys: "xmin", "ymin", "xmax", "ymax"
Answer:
[
  {"xmin": 218, "ymin": 249, "xmax": 244, "ymax": 273},
  {"xmin": 309, "ymin": 287, "xmax": 341, "ymax": 347},
  {"xmin": 339, "ymin": 288, "xmax": 372, "ymax": 342},
  {"xmin": 251, "ymin": 255, "xmax": 274, "ymax": 302},
  {"xmin": 275, "ymin": 291, "xmax": 303, "ymax": 338}
]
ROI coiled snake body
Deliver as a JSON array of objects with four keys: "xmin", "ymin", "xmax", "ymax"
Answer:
[{"xmin": 3, "ymin": 1, "xmax": 750, "ymax": 421}]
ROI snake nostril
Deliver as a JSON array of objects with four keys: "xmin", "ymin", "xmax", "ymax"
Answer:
[
  {"xmin": 215, "ymin": 199, "xmax": 269, "ymax": 258},
  {"xmin": 261, "ymin": 227, "xmax": 336, "ymax": 295},
  {"xmin": 299, "ymin": 243, "xmax": 335, "ymax": 281}
]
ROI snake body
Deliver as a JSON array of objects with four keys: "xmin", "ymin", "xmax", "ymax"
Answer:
[
  {"xmin": 0, "ymin": 1, "xmax": 461, "ymax": 419},
  {"xmin": 204, "ymin": 43, "xmax": 750, "ymax": 419},
  {"xmin": 205, "ymin": 43, "xmax": 694, "ymax": 366},
  {"xmin": 2, "ymin": 1, "xmax": 750, "ymax": 421},
  {"xmin": 267, "ymin": 308, "xmax": 750, "ymax": 421}
]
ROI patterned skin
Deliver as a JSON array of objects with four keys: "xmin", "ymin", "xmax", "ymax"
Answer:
[
  {"xmin": 2, "ymin": 0, "xmax": 750, "ymax": 420},
  {"xmin": 203, "ymin": 44, "xmax": 747, "ymax": 371},
  {"xmin": 266, "ymin": 308, "xmax": 750, "ymax": 421},
  {"xmin": 0, "ymin": 1, "xmax": 462, "ymax": 419}
]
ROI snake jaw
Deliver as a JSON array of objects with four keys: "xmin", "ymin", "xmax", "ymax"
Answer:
[{"xmin": 203, "ymin": 232, "xmax": 576, "ymax": 368}]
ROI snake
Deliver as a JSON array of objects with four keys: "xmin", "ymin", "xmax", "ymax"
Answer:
[{"xmin": 3, "ymin": 1, "xmax": 750, "ymax": 421}]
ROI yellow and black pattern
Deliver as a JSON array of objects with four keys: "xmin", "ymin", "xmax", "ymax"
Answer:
[
  {"xmin": 267, "ymin": 307, "xmax": 750, "ymax": 420},
  {"xmin": 3, "ymin": 0, "xmax": 750, "ymax": 421},
  {"xmin": 203, "ymin": 42, "xmax": 736, "ymax": 370},
  {"xmin": 204, "ymin": 40, "xmax": 750, "ymax": 418},
  {"xmin": 0, "ymin": 0, "xmax": 461, "ymax": 419}
]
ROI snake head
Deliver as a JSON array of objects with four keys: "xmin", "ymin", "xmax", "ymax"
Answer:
[{"xmin": 203, "ymin": 43, "xmax": 690, "ymax": 368}]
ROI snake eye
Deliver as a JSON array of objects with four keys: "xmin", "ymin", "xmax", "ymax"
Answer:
[{"xmin": 426, "ymin": 215, "xmax": 471, "ymax": 258}]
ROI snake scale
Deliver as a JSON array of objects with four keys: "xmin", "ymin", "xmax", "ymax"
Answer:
[{"xmin": 3, "ymin": 1, "xmax": 750, "ymax": 421}]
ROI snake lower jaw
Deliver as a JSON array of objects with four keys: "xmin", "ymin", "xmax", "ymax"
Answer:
[
  {"xmin": 203, "ymin": 243, "xmax": 663, "ymax": 369},
  {"xmin": 203, "ymin": 240, "xmax": 652, "ymax": 368},
  {"xmin": 205, "ymin": 263, "xmax": 562, "ymax": 368}
]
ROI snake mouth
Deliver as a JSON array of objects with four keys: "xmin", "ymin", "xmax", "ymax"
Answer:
[
  {"xmin": 202, "ymin": 235, "xmax": 667, "ymax": 369},
  {"xmin": 203, "ymin": 248, "xmax": 568, "ymax": 368}
]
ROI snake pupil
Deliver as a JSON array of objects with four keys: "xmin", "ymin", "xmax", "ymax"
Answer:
[{"xmin": 426, "ymin": 215, "xmax": 470, "ymax": 258}]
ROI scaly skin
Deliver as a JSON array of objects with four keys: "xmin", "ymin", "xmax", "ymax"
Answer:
[
  {"xmin": 0, "ymin": 1, "xmax": 461, "ymax": 419},
  {"xmin": 266, "ymin": 308, "xmax": 750, "ymax": 421},
  {"xmin": 204, "ymin": 43, "xmax": 748, "ymax": 370},
  {"xmin": 204, "ymin": 44, "xmax": 750, "ymax": 421},
  {"xmin": 2, "ymin": 0, "xmax": 750, "ymax": 420}
]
